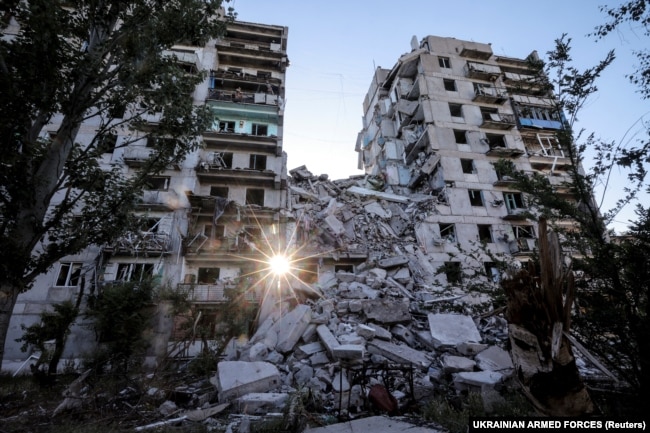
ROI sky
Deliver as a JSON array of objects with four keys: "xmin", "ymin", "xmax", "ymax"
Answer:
[{"xmin": 229, "ymin": 0, "xmax": 649, "ymax": 231}]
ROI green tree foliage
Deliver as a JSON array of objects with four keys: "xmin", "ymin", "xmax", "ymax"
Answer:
[
  {"xmin": 0, "ymin": 1, "xmax": 233, "ymax": 365},
  {"xmin": 84, "ymin": 279, "xmax": 155, "ymax": 374},
  {"xmin": 502, "ymin": 35, "xmax": 649, "ymax": 403}
]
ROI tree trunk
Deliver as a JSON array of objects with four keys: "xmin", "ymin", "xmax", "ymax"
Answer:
[
  {"xmin": 0, "ymin": 284, "xmax": 20, "ymax": 366},
  {"xmin": 503, "ymin": 218, "xmax": 594, "ymax": 416}
]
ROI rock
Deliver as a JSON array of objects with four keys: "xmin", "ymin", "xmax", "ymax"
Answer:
[{"xmin": 441, "ymin": 355, "xmax": 476, "ymax": 374}]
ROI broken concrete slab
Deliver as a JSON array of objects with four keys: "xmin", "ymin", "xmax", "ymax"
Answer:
[
  {"xmin": 456, "ymin": 342, "xmax": 489, "ymax": 357},
  {"xmin": 367, "ymin": 339, "xmax": 431, "ymax": 371},
  {"xmin": 346, "ymin": 186, "xmax": 409, "ymax": 203},
  {"xmin": 237, "ymin": 393, "xmax": 288, "ymax": 415},
  {"xmin": 212, "ymin": 361, "xmax": 281, "ymax": 403},
  {"xmin": 367, "ymin": 324, "xmax": 392, "ymax": 340},
  {"xmin": 304, "ymin": 415, "xmax": 441, "ymax": 433},
  {"xmin": 474, "ymin": 345, "xmax": 514, "ymax": 373},
  {"xmin": 333, "ymin": 344, "xmax": 365, "ymax": 360},
  {"xmin": 363, "ymin": 299, "xmax": 411, "ymax": 324},
  {"xmin": 377, "ymin": 256, "xmax": 409, "ymax": 268},
  {"xmin": 441, "ymin": 355, "xmax": 476, "ymax": 374},
  {"xmin": 356, "ymin": 324, "xmax": 376, "ymax": 339},
  {"xmin": 453, "ymin": 371, "xmax": 504, "ymax": 392},
  {"xmin": 428, "ymin": 313, "xmax": 481, "ymax": 348},
  {"xmin": 316, "ymin": 324, "xmax": 341, "ymax": 357},
  {"xmin": 273, "ymin": 304, "xmax": 312, "ymax": 353},
  {"xmin": 364, "ymin": 201, "xmax": 392, "ymax": 219}
]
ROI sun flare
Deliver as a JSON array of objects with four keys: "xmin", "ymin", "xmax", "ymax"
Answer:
[{"xmin": 269, "ymin": 254, "xmax": 291, "ymax": 276}]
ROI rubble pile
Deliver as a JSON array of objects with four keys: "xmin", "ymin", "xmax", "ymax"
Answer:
[{"xmin": 191, "ymin": 166, "xmax": 524, "ymax": 427}]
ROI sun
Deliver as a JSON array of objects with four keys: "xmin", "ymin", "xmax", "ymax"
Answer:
[{"xmin": 268, "ymin": 254, "xmax": 291, "ymax": 276}]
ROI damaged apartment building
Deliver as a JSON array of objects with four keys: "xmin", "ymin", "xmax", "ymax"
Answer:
[
  {"xmin": 2, "ymin": 18, "xmax": 290, "ymax": 370},
  {"xmin": 355, "ymin": 35, "xmax": 572, "ymax": 286}
]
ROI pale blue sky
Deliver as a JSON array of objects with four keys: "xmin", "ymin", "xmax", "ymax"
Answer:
[{"xmin": 230, "ymin": 0, "xmax": 649, "ymax": 230}]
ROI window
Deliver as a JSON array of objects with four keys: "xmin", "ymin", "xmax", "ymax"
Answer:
[
  {"xmin": 249, "ymin": 154, "xmax": 267, "ymax": 170},
  {"xmin": 97, "ymin": 133, "xmax": 117, "ymax": 154},
  {"xmin": 478, "ymin": 224, "xmax": 493, "ymax": 243},
  {"xmin": 483, "ymin": 133, "xmax": 506, "ymax": 148},
  {"xmin": 251, "ymin": 123, "xmax": 268, "ymax": 136},
  {"xmin": 461, "ymin": 158, "xmax": 475, "ymax": 174},
  {"xmin": 439, "ymin": 223, "xmax": 456, "ymax": 243},
  {"xmin": 218, "ymin": 121, "xmax": 236, "ymax": 133},
  {"xmin": 454, "ymin": 129, "xmax": 468, "ymax": 144},
  {"xmin": 55, "ymin": 262, "xmax": 82, "ymax": 287},
  {"xmin": 513, "ymin": 225, "xmax": 535, "ymax": 239},
  {"xmin": 110, "ymin": 103, "xmax": 126, "ymax": 119},
  {"xmin": 443, "ymin": 262, "xmax": 462, "ymax": 284},
  {"xmin": 468, "ymin": 190, "xmax": 484, "ymax": 206},
  {"xmin": 443, "ymin": 78, "xmax": 456, "ymax": 91},
  {"xmin": 146, "ymin": 136, "xmax": 177, "ymax": 148},
  {"xmin": 144, "ymin": 176, "xmax": 169, "ymax": 191},
  {"xmin": 504, "ymin": 192, "xmax": 525, "ymax": 210},
  {"xmin": 439, "ymin": 56, "xmax": 451, "ymax": 68},
  {"xmin": 116, "ymin": 263, "xmax": 154, "ymax": 282},
  {"xmin": 449, "ymin": 103, "xmax": 463, "ymax": 118},
  {"xmin": 210, "ymin": 186, "xmax": 228, "ymax": 198},
  {"xmin": 197, "ymin": 267, "xmax": 220, "ymax": 284},
  {"xmin": 137, "ymin": 218, "xmax": 160, "ymax": 233},
  {"xmin": 246, "ymin": 188, "xmax": 265, "ymax": 206},
  {"xmin": 480, "ymin": 106, "xmax": 499, "ymax": 121},
  {"xmin": 484, "ymin": 262, "xmax": 500, "ymax": 283}
]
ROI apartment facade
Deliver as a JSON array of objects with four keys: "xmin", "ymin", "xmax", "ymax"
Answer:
[
  {"xmin": 2, "ymin": 19, "xmax": 290, "ymax": 369},
  {"xmin": 356, "ymin": 36, "xmax": 572, "ymax": 287}
]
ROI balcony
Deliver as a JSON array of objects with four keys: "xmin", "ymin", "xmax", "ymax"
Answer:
[
  {"xmin": 465, "ymin": 62, "xmax": 501, "ymax": 81},
  {"xmin": 177, "ymin": 283, "xmax": 258, "ymax": 304},
  {"xmin": 518, "ymin": 117, "xmax": 563, "ymax": 130},
  {"xmin": 503, "ymin": 207, "xmax": 528, "ymax": 221},
  {"xmin": 480, "ymin": 113, "xmax": 516, "ymax": 130},
  {"xmin": 473, "ymin": 84, "xmax": 507, "ymax": 104},
  {"xmin": 509, "ymin": 237, "xmax": 537, "ymax": 255},
  {"xmin": 138, "ymin": 190, "xmax": 178, "ymax": 211},
  {"xmin": 104, "ymin": 232, "xmax": 171, "ymax": 256},
  {"xmin": 207, "ymin": 88, "xmax": 279, "ymax": 106},
  {"xmin": 460, "ymin": 46, "xmax": 493, "ymax": 61}
]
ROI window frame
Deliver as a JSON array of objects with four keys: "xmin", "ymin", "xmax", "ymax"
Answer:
[
  {"xmin": 461, "ymin": 158, "xmax": 475, "ymax": 174},
  {"xmin": 454, "ymin": 129, "xmax": 468, "ymax": 144},
  {"xmin": 449, "ymin": 103, "xmax": 463, "ymax": 118},
  {"xmin": 443, "ymin": 78, "xmax": 456, "ymax": 91},
  {"xmin": 144, "ymin": 176, "xmax": 170, "ymax": 191},
  {"xmin": 439, "ymin": 223, "xmax": 456, "ymax": 243},
  {"xmin": 55, "ymin": 262, "xmax": 82, "ymax": 287},
  {"xmin": 478, "ymin": 224, "xmax": 493, "ymax": 243},
  {"xmin": 439, "ymin": 56, "xmax": 451, "ymax": 69},
  {"xmin": 245, "ymin": 188, "xmax": 265, "ymax": 206},
  {"xmin": 251, "ymin": 123, "xmax": 268, "ymax": 136},
  {"xmin": 115, "ymin": 263, "xmax": 154, "ymax": 282},
  {"xmin": 468, "ymin": 189, "xmax": 484, "ymax": 207}
]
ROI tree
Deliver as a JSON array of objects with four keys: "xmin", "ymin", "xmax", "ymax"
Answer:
[
  {"xmin": 0, "ymin": 1, "xmax": 234, "ymax": 365},
  {"xmin": 500, "ymin": 34, "xmax": 650, "ymax": 407}
]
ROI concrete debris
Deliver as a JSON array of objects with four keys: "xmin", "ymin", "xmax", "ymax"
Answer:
[
  {"xmin": 212, "ymin": 361, "xmax": 281, "ymax": 402},
  {"xmin": 428, "ymin": 313, "xmax": 482, "ymax": 348}
]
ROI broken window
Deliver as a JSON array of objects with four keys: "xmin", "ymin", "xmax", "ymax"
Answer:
[
  {"xmin": 55, "ymin": 262, "xmax": 82, "ymax": 287},
  {"xmin": 210, "ymin": 186, "xmax": 228, "ymax": 198},
  {"xmin": 483, "ymin": 133, "xmax": 506, "ymax": 148},
  {"xmin": 137, "ymin": 218, "xmax": 160, "ymax": 233},
  {"xmin": 449, "ymin": 103, "xmax": 463, "ymax": 118},
  {"xmin": 218, "ymin": 121, "xmax": 236, "ymax": 133},
  {"xmin": 245, "ymin": 188, "xmax": 265, "ymax": 206},
  {"xmin": 504, "ymin": 192, "xmax": 525, "ymax": 210},
  {"xmin": 197, "ymin": 267, "xmax": 220, "ymax": 284},
  {"xmin": 484, "ymin": 262, "xmax": 500, "ymax": 283},
  {"xmin": 249, "ymin": 154, "xmax": 267, "ymax": 170},
  {"xmin": 439, "ymin": 223, "xmax": 456, "ymax": 243},
  {"xmin": 335, "ymin": 264, "xmax": 354, "ymax": 273},
  {"xmin": 453, "ymin": 129, "xmax": 468, "ymax": 144},
  {"xmin": 468, "ymin": 189, "xmax": 484, "ymax": 206},
  {"xmin": 144, "ymin": 176, "xmax": 169, "ymax": 191},
  {"xmin": 109, "ymin": 103, "xmax": 126, "ymax": 119},
  {"xmin": 443, "ymin": 262, "xmax": 462, "ymax": 284},
  {"xmin": 251, "ymin": 123, "xmax": 268, "ymax": 136},
  {"xmin": 461, "ymin": 158, "xmax": 475, "ymax": 174},
  {"xmin": 116, "ymin": 263, "xmax": 154, "ymax": 282},
  {"xmin": 443, "ymin": 78, "xmax": 456, "ymax": 91},
  {"xmin": 513, "ymin": 225, "xmax": 535, "ymax": 239},
  {"xmin": 97, "ymin": 133, "xmax": 117, "ymax": 154},
  {"xmin": 146, "ymin": 136, "xmax": 178, "ymax": 148},
  {"xmin": 478, "ymin": 224, "xmax": 493, "ymax": 243},
  {"xmin": 480, "ymin": 106, "xmax": 499, "ymax": 121},
  {"xmin": 439, "ymin": 56, "xmax": 451, "ymax": 68}
]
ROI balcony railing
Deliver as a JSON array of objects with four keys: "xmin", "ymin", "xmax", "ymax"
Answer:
[
  {"xmin": 480, "ymin": 113, "xmax": 516, "ymax": 130},
  {"xmin": 473, "ymin": 84, "xmax": 507, "ymax": 104},
  {"xmin": 465, "ymin": 62, "xmax": 501, "ymax": 80},
  {"xmin": 207, "ymin": 88, "xmax": 278, "ymax": 106},
  {"xmin": 177, "ymin": 283, "xmax": 258, "ymax": 303},
  {"xmin": 106, "ymin": 232, "xmax": 171, "ymax": 255}
]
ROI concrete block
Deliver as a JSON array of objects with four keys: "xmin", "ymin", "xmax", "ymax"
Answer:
[
  {"xmin": 363, "ymin": 299, "xmax": 411, "ymax": 324},
  {"xmin": 332, "ymin": 371, "xmax": 350, "ymax": 392},
  {"xmin": 295, "ymin": 342, "xmax": 325, "ymax": 360},
  {"xmin": 309, "ymin": 351, "xmax": 331, "ymax": 366},
  {"xmin": 456, "ymin": 341, "xmax": 488, "ymax": 357},
  {"xmin": 333, "ymin": 344, "xmax": 365, "ymax": 360},
  {"xmin": 391, "ymin": 324, "xmax": 416, "ymax": 346},
  {"xmin": 237, "ymin": 392, "xmax": 288, "ymax": 415},
  {"xmin": 377, "ymin": 256, "xmax": 409, "ymax": 268},
  {"xmin": 475, "ymin": 346, "xmax": 514, "ymax": 372},
  {"xmin": 364, "ymin": 201, "xmax": 392, "ymax": 219},
  {"xmin": 348, "ymin": 299, "xmax": 363, "ymax": 313},
  {"xmin": 428, "ymin": 313, "xmax": 481, "ymax": 348},
  {"xmin": 213, "ymin": 361, "xmax": 281, "ymax": 402},
  {"xmin": 441, "ymin": 355, "xmax": 476, "ymax": 374},
  {"xmin": 316, "ymin": 324, "xmax": 340, "ymax": 357},
  {"xmin": 453, "ymin": 371, "xmax": 503, "ymax": 392},
  {"xmin": 368, "ymin": 324, "xmax": 392, "ymax": 340},
  {"xmin": 367, "ymin": 339, "xmax": 431, "ymax": 371},
  {"xmin": 338, "ymin": 333, "xmax": 364, "ymax": 345},
  {"xmin": 273, "ymin": 305, "xmax": 312, "ymax": 353},
  {"xmin": 356, "ymin": 324, "xmax": 376, "ymax": 339},
  {"xmin": 324, "ymin": 214, "xmax": 346, "ymax": 236}
]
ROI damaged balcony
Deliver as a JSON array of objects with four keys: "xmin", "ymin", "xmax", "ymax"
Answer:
[
  {"xmin": 508, "ymin": 237, "xmax": 537, "ymax": 255},
  {"xmin": 465, "ymin": 62, "xmax": 501, "ymax": 81},
  {"xmin": 482, "ymin": 133, "xmax": 524, "ymax": 157},
  {"xmin": 473, "ymin": 83, "xmax": 507, "ymax": 104},
  {"xmin": 137, "ymin": 190, "xmax": 179, "ymax": 211},
  {"xmin": 177, "ymin": 282, "xmax": 259, "ymax": 304},
  {"xmin": 403, "ymin": 125, "xmax": 430, "ymax": 164},
  {"xmin": 103, "ymin": 232, "xmax": 172, "ymax": 256},
  {"xmin": 207, "ymin": 87, "xmax": 279, "ymax": 106},
  {"xmin": 480, "ymin": 112, "xmax": 516, "ymax": 130},
  {"xmin": 216, "ymin": 39, "xmax": 288, "ymax": 71},
  {"xmin": 459, "ymin": 46, "xmax": 493, "ymax": 61}
]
